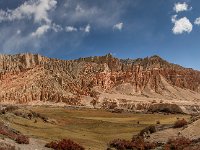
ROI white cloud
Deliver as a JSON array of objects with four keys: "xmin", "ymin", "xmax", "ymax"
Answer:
[
  {"xmin": 51, "ymin": 23, "xmax": 63, "ymax": 32},
  {"xmin": 194, "ymin": 17, "xmax": 200, "ymax": 25},
  {"xmin": 0, "ymin": 0, "xmax": 57, "ymax": 23},
  {"xmin": 0, "ymin": 24, "xmax": 43, "ymax": 52},
  {"xmin": 31, "ymin": 24, "xmax": 50, "ymax": 37},
  {"xmin": 171, "ymin": 15, "xmax": 177, "ymax": 23},
  {"xmin": 172, "ymin": 16, "xmax": 193, "ymax": 34},
  {"xmin": 113, "ymin": 22, "xmax": 123, "ymax": 31},
  {"xmin": 62, "ymin": 1, "xmax": 127, "ymax": 29},
  {"xmin": 80, "ymin": 24, "xmax": 91, "ymax": 33},
  {"xmin": 0, "ymin": 1, "xmax": 130, "ymax": 53},
  {"xmin": 65, "ymin": 26, "xmax": 77, "ymax": 32},
  {"xmin": 173, "ymin": 2, "xmax": 190, "ymax": 13},
  {"xmin": 65, "ymin": 24, "xmax": 91, "ymax": 33},
  {"xmin": 85, "ymin": 24, "xmax": 90, "ymax": 33}
]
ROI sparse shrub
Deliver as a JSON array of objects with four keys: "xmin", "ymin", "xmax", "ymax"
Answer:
[
  {"xmin": 109, "ymin": 102, "xmax": 118, "ymax": 109},
  {"xmin": 15, "ymin": 110, "xmax": 50, "ymax": 123},
  {"xmin": 27, "ymin": 113, "xmax": 33, "ymax": 119},
  {"xmin": 148, "ymin": 103, "xmax": 183, "ymax": 114},
  {"xmin": 32, "ymin": 112, "xmax": 49, "ymax": 122},
  {"xmin": 0, "ymin": 124, "xmax": 29, "ymax": 144},
  {"xmin": 15, "ymin": 135, "xmax": 29, "ymax": 144},
  {"xmin": 174, "ymin": 119, "xmax": 187, "ymax": 128},
  {"xmin": 148, "ymin": 125, "xmax": 156, "ymax": 133},
  {"xmin": 4, "ymin": 105, "xmax": 18, "ymax": 112},
  {"xmin": 156, "ymin": 120, "xmax": 160, "ymax": 124},
  {"xmin": 136, "ymin": 103, "xmax": 146, "ymax": 110},
  {"xmin": 40, "ymin": 116, "xmax": 48, "ymax": 122},
  {"xmin": 109, "ymin": 139, "xmax": 134, "ymax": 150},
  {"xmin": 101, "ymin": 100, "xmax": 118, "ymax": 110},
  {"xmin": 0, "ymin": 109, "xmax": 5, "ymax": 115},
  {"xmin": 111, "ymin": 108, "xmax": 123, "ymax": 113},
  {"xmin": 164, "ymin": 136, "xmax": 191, "ymax": 150},
  {"xmin": 0, "ymin": 105, "xmax": 18, "ymax": 115},
  {"xmin": 45, "ymin": 139, "xmax": 85, "ymax": 150},
  {"xmin": 14, "ymin": 111, "xmax": 23, "ymax": 117},
  {"xmin": 139, "ymin": 125, "xmax": 156, "ymax": 136},
  {"xmin": 109, "ymin": 136, "xmax": 157, "ymax": 150},
  {"xmin": 30, "ymin": 111, "xmax": 39, "ymax": 117}
]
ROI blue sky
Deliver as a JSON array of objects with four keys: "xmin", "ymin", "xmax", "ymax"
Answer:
[{"xmin": 0, "ymin": 0, "xmax": 200, "ymax": 69}]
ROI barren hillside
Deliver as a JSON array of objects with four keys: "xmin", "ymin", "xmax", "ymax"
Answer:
[{"xmin": 0, "ymin": 53, "xmax": 200, "ymax": 113}]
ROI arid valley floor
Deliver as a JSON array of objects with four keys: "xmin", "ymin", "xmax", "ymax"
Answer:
[
  {"xmin": 0, "ymin": 105, "xmax": 191, "ymax": 150},
  {"xmin": 0, "ymin": 106, "xmax": 189, "ymax": 150}
]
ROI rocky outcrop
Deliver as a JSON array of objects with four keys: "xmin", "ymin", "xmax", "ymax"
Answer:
[
  {"xmin": 148, "ymin": 103, "xmax": 184, "ymax": 114},
  {"xmin": 0, "ymin": 53, "xmax": 199, "ymax": 110}
]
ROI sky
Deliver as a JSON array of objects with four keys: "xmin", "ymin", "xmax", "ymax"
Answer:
[{"xmin": 0, "ymin": 0, "xmax": 200, "ymax": 70}]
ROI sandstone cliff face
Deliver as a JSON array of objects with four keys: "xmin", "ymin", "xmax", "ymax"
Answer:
[{"xmin": 0, "ymin": 53, "xmax": 200, "ymax": 108}]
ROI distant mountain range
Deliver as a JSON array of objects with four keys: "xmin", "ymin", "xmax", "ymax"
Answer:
[{"xmin": 0, "ymin": 53, "xmax": 200, "ymax": 113}]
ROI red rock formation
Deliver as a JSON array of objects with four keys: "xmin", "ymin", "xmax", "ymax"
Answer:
[{"xmin": 0, "ymin": 53, "xmax": 199, "ymax": 105}]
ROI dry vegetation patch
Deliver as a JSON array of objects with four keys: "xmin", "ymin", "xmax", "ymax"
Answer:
[
  {"xmin": 45, "ymin": 139, "xmax": 85, "ymax": 150},
  {"xmin": 0, "ymin": 123, "xmax": 29, "ymax": 144},
  {"xmin": 164, "ymin": 137, "xmax": 191, "ymax": 150},
  {"xmin": 173, "ymin": 119, "xmax": 187, "ymax": 128},
  {"xmin": 109, "ymin": 136, "xmax": 157, "ymax": 150}
]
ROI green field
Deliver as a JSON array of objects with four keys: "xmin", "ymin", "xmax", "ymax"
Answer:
[{"xmin": 0, "ymin": 106, "xmax": 190, "ymax": 149}]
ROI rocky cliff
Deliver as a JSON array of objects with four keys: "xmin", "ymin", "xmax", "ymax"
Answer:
[{"xmin": 0, "ymin": 53, "xmax": 200, "ymax": 113}]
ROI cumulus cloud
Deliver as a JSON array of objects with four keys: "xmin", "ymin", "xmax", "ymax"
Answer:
[
  {"xmin": 0, "ymin": 0, "xmax": 128, "ymax": 54},
  {"xmin": 173, "ymin": 2, "xmax": 190, "ymax": 13},
  {"xmin": 0, "ymin": 0, "xmax": 57, "ymax": 23},
  {"xmin": 80, "ymin": 24, "xmax": 91, "ymax": 33},
  {"xmin": 171, "ymin": 15, "xmax": 193, "ymax": 34},
  {"xmin": 51, "ymin": 23, "xmax": 63, "ymax": 32},
  {"xmin": 31, "ymin": 24, "xmax": 50, "ymax": 37},
  {"xmin": 65, "ymin": 26, "xmax": 77, "ymax": 32},
  {"xmin": 0, "ymin": 24, "xmax": 43, "ymax": 53},
  {"xmin": 194, "ymin": 17, "xmax": 200, "ymax": 25},
  {"xmin": 113, "ymin": 22, "xmax": 123, "ymax": 31}
]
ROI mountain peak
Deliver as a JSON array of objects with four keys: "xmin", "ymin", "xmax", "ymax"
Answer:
[{"xmin": 150, "ymin": 54, "xmax": 161, "ymax": 58}]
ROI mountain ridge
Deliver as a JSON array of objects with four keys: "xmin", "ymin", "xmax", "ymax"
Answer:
[{"xmin": 0, "ymin": 53, "xmax": 200, "ymax": 113}]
